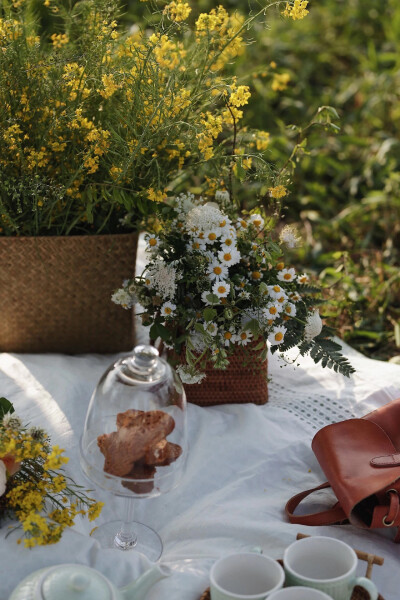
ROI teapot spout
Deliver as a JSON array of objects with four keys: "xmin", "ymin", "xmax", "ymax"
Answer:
[{"xmin": 120, "ymin": 564, "xmax": 171, "ymax": 600}]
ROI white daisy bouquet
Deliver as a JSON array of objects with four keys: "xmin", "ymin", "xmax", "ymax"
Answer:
[{"xmin": 113, "ymin": 192, "xmax": 354, "ymax": 382}]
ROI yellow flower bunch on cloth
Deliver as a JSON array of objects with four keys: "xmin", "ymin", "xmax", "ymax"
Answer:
[{"xmin": 0, "ymin": 399, "xmax": 103, "ymax": 547}]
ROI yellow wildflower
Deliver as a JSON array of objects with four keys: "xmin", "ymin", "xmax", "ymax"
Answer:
[
  {"xmin": 269, "ymin": 185, "xmax": 288, "ymax": 199},
  {"xmin": 98, "ymin": 74, "xmax": 120, "ymax": 99},
  {"xmin": 88, "ymin": 501, "xmax": 104, "ymax": 521},
  {"xmin": 147, "ymin": 188, "xmax": 167, "ymax": 203},
  {"xmin": 282, "ymin": 0, "xmax": 309, "ymax": 20},
  {"xmin": 229, "ymin": 85, "xmax": 251, "ymax": 108},
  {"xmin": 272, "ymin": 73, "xmax": 291, "ymax": 92},
  {"xmin": 164, "ymin": 0, "xmax": 192, "ymax": 23}
]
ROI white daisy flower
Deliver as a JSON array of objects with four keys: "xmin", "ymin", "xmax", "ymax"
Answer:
[
  {"xmin": 276, "ymin": 292, "xmax": 288, "ymax": 305},
  {"xmin": 221, "ymin": 327, "xmax": 236, "ymax": 346},
  {"xmin": 277, "ymin": 267, "xmax": 297, "ymax": 283},
  {"xmin": 111, "ymin": 288, "xmax": 134, "ymax": 309},
  {"xmin": 298, "ymin": 273, "xmax": 310, "ymax": 285},
  {"xmin": 187, "ymin": 240, "xmax": 203, "ymax": 253},
  {"xmin": 283, "ymin": 302, "xmax": 297, "ymax": 317},
  {"xmin": 267, "ymin": 284, "xmax": 285, "ymax": 299},
  {"xmin": 238, "ymin": 290, "xmax": 250, "ymax": 300},
  {"xmin": 205, "ymin": 321, "xmax": 218, "ymax": 336},
  {"xmin": 235, "ymin": 217, "xmax": 248, "ymax": 230},
  {"xmin": 176, "ymin": 365, "xmax": 206, "ymax": 385},
  {"xmin": 207, "ymin": 262, "xmax": 229, "ymax": 281},
  {"xmin": 218, "ymin": 248, "xmax": 241, "ymax": 266},
  {"xmin": 249, "ymin": 213, "xmax": 265, "ymax": 230},
  {"xmin": 263, "ymin": 303, "xmax": 282, "ymax": 320},
  {"xmin": 144, "ymin": 233, "xmax": 160, "ymax": 252},
  {"xmin": 304, "ymin": 310, "xmax": 323, "ymax": 341},
  {"xmin": 204, "ymin": 229, "xmax": 221, "ymax": 244},
  {"xmin": 161, "ymin": 301, "xmax": 176, "ymax": 318},
  {"xmin": 212, "ymin": 281, "xmax": 230, "ymax": 298},
  {"xmin": 279, "ymin": 224, "xmax": 300, "ymax": 249},
  {"xmin": 268, "ymin": 325, "xmax": 287, "ymax": 346},
  {"xmin": 237, "ymin": 330, "xmax": 253, "ymax": 346},
  {"xmin": 220, "ymin": 233, "xmax": 237, "ymax": 249},
  {"xmin": 289, "ymin": 292, "xmax": 302, "ymax": 302}
]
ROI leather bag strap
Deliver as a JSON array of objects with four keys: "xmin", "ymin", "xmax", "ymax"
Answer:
[{"xmin": 285, "ymin": 481, "xmax": 347, "ymax": 526}]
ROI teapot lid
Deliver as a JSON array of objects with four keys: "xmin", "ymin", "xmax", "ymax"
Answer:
[{"xmin": 38, "ymin": 565, "xmax": 117, "ymax": 600}]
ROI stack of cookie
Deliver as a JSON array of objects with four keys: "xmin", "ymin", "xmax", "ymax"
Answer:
[{"xmin": 97, "ymin": 409, "xmax": 182, "ymax": 493}]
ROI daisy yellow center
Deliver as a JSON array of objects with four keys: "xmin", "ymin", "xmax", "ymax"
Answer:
[
  {"xmin": 219, "ymin": 220, "xmax": 226, "ymax": 227},
  {"xmin": 240, "ymin": 332, "xmax": 247, "ymax": 340},
  {"xmin": 208, "ymin": 232, "xmax": 217, "ymax": 241},
  {"xmin": 252, "ymin": 271, "xmax": 261, "ymax": 280},
  {"xmin": 284, "ymin": 273, "xmax": 292, "ymax": 280},
  {"xmin": 145, "ymin": 279, "xmax": 151, "ymax": 285},
  {"xmin": 224, "ymin": 332, "xmax": 232, "ymax": 340},
  {"xmin": 275, "ymin": 332, "xmax": 283, "ymax": 341},
  {"xmin": 223, "ymin": 253, "xmax": 231, "ymax": 261},
  {"xmin": 273, "ymin": 285, "xmax": 281, "ymax": 293},
  {"xmin": 193, "ymin": 242, "xmax": 200, "ymax": 249},
  {"xmin": 213, "ymin": 266, "xmax": 222, "ymax": 275},
  {"xmin": 198, "ymin": 232, "xmax": 205, "ymax": 239},
  {"xmin": 269, "ymin": 307, "xmax": 277, "ymax": 315},
  {"xmin": 300, "ymin": 277, "xmax": 307, "ymax": 283},
  {"xmin": 164, "ymin": 307, "xmax": 172, "ymax": 314},
  {"xmin": 225, "ymin": 239, "xmax": 233, "ymax": 246},
  {"xmin": 277, "ymin": 262, "xmax": 284, "ymax": 271},
  {"xmin": 240, "ymin": 282, "xmax": 245, "ymax": 288},
  {"xmin": 149, "ymin": 238, "xmax": 157, "ymax": 247},
  {"xmin": 286, "ymin": 306, "xmax": 292, "ymax": 313},
  {"xmin": 253, "ymin": 219, "xmax": 261, "ymax": 227},
  {"xmin": 277, "ymin": 296, "xmax": 285, "ymax": 303},
  {"xmin": 218, "ymin": 285, "xmax": 227, "ymax": 294},
  {"xmin": 240, "ymin": 220, "xmax": 247, "ymax": 228}
]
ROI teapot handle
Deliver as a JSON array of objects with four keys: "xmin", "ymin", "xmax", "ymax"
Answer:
[{"xmin": 120, "ymin": 564, "xmax": 171, "ymax": 600}]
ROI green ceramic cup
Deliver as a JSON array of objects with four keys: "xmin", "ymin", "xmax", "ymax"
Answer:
[{"xmin": 283, "ymin": 536, "xmax": 378, "ymax": 600}]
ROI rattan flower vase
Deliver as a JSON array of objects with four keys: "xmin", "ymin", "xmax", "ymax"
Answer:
[
  {"xmin": 0, "ymin": 232, "xmax": 138, "ymax": 354},
  {"xmin": 182, "ymin": 344, "xmax": 269, "ymax": 406}
]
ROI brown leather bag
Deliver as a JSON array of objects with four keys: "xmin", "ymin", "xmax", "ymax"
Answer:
[{"xmin": 286, "ymin": 398, "xmax": 400, "ymax": 542}]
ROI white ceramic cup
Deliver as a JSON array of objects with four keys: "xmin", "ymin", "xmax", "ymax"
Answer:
[
  {"xmin": 283, "ymin": 536, "xmax": 378, "ymax": 600},
  {"xmin": 210, "ymin": 552, "xmax": 285, "ymax": 600},
  {"xmin": 267, "ymin": 587, "xmax": 333, "ymax": 600}
]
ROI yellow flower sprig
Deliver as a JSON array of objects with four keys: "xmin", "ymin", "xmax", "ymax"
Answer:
[{"xmin": 0, "ymin": 409, "xmax": 103, "ymax": 548}]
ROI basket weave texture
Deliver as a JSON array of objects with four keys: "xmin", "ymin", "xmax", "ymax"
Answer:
[
  {"xmin": 0, "ymin": 232, "xmax": 138, "ymax": 354},
  {"xmin": 181, "ymin": 344, "xmax": 268, "ymax": 406}
]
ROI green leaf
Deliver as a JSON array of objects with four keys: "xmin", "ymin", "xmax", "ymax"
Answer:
[
  {"xmin": 206, "ymin": 293, "xmax": 219, "ymax": 304},
  {"xmin": 0, "ymin": 397, "xmax": 14, "ymax": 420},
  {"xmin": 149, "ymin": 322, "xmax": 170, "ymax": 342},
  {"xmin": 203, "ymin": 308, "xmax": 217, "ymax": 322}
]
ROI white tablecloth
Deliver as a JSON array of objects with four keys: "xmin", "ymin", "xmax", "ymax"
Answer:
[{"xmin": 1, "ymin": 242, "xmax": 400, "ymax": 599}]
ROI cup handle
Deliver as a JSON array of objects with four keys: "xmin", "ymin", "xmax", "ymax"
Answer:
[{"xmin": 353, "ymin": 576, "xmax": 378, "ymax": 600}]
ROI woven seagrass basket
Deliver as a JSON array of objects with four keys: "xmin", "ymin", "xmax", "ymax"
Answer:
[
  {"xmin": 179, "ymin": 344, "xmax": 269, "ymax": 406},
  {"xmin": 0, "ymin": 232, "xmax": 138, "ymax": 354}
]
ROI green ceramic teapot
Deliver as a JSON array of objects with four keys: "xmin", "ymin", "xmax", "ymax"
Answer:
[{"xmin": 9, "ymin": 562, "xmax": 170, "ymax": 600}]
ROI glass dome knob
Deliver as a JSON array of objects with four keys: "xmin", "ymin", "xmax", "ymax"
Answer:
[{"xmin": 119, "ymin": 345, "xmax": 166, "ymax": 384}]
